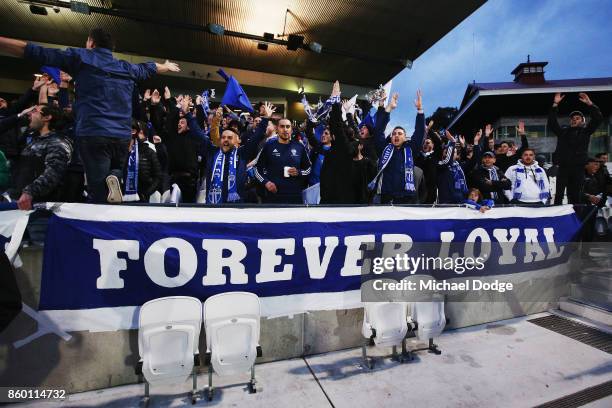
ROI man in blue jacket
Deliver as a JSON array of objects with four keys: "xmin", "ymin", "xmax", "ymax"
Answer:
[
  {"xmin": 371, "ymin": 90, "xmax": 425, "ymax": 204},
  {"xmin": 0, "ymin": 28, "xmax": 180, "ymax": 204},
  {"xmin": 253, "ymin": 118, "xmax": 312, "ymax": 204}
]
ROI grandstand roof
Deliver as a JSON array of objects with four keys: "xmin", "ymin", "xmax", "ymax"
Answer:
[{"xmin": 0, "ymin": 0, "xmax": 485, "ymax": 87}]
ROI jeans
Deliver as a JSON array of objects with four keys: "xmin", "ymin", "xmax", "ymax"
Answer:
[{"xmin": 79, "ymin": 136, "xmax": 130, "ymax": 203}]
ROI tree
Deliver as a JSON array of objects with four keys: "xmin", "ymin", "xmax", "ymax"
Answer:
[{"xmin": 425, "ymin": 107, "xmax": 459, "ymax": 130}]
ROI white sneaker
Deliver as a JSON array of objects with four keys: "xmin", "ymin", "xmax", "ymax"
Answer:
[{"xmin": 106, "ymin": 175, "xmax": 123, "ymax": 204}]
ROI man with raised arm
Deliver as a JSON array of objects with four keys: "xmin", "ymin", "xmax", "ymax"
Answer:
[
  {"xmin": 201, "ymin": 102, "xmax": 274, "ymax": 204},
  {"xmin": 548, "ymin": 92, "xmax": 603, "ymax": 204},
  {"xmin": 370, "ymin": 90, "xmax": 425, "ymax": 204},
  {"xmin": 0, "ymin": 29, "xmax": 180, "ymax": 204}
]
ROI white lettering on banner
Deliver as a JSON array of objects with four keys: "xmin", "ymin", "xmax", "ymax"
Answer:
[
  {"xmin": 543, "ymin": 228, "xmax": 564, "ymax": 259},
  {"xmin": 94, "ymin": 239, "xmax": 140, "ymax": 289},
  {"xmin": 465, "ymin": 228, "xmax": 492, "ymax": 262},
  {"xmin": 91, "ymin": 227, "xmax": 568, "ymax": 290},
  {"xmin": 340, "ymin": 235, "xmax": 376, "ymax": 276},
  {"xmin": 144, "ymin": 238, "xmax": 198, "ymax": 288},
  {"xmin": 256, "ymin": 239, "xmax": 295, "ymax": 283},
  {"xmin": 524, "ymin": 229, "xmax": 546, "ymax": 263},
  {"xmin": 202, "ymin": 239, "xmax": 248, "ymax": 286},
  {"xmin": 303, "ymin": 236, "xmax": 339, "ymax": 279},
  {"xmin": 381, "ymin": 234, "xmax": 413, "ymax": 272},
  {"xmin": 492, "ymin": 228, "xmax": 520, "ymax": 265}
]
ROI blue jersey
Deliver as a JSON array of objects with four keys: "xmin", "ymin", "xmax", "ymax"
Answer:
[{"xmin": 253, "ymin": 139, "xmax": 312, "ymax": 201}]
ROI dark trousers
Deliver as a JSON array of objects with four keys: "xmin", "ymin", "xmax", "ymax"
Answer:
[
  {"xmin": 79, "ymin": 137, "xmax": 130, "ymax": 203},
  {"xmin": 555, "ymin": 165, "xmax": 583, "ymax": 205},
  {"xmin": 170, "ymin": 173, "xmax": 197, "ymax": 203},
  {"xmin": 510, "ymin": 199, "xmax": 545, "ymax": 207},
  {"xmin": 381, "ymin": 194, "xmax": 418, "ymax": 204}
]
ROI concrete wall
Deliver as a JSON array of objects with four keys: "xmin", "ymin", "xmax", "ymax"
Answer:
[{"xmin": 0, "ymin": 246, "xmax": 568, "ymax": 393}]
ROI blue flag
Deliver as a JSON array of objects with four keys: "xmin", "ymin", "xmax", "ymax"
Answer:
[
  {"xmin": 217, "ymin": 69, "xmax": 253, "ymax": 112},
  {"xmin": 41, "ymin": 66, "xmax": 61, "ymax": 85}
]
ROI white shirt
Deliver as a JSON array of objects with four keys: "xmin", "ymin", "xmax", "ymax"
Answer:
[{"xmin": 504, "ymin": 161, "xmax": 550, "ymax": 203}]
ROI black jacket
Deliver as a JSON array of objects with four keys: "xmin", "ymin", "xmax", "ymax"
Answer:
[
  {"xmin": 10, "ymin": 131, "xmax": 72, "ymax": 201},
  {"xmin": 495, "ymin": 133, "xmax": 528, "ymax": 173},
  {"xmin": 548, "ymin": 104, "xmax": 603, "ymax": 166},
  {"xmin": 124, "ymin": 140, "xmax": 162, "ymax": 201},
  {"xmin": 470, "ymin": 165, "xmax": 511, "ymax": 204},
  {"xmin": 580, "ymin": 169, "xmax": 607, "ymax": 207},
  {"xmin": 319, "ymin": 103, "xmax": 354, "ymax": 204}
]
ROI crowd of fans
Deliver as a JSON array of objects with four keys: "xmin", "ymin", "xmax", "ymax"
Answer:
[{"xmin": 0, "ymin": 29, "xmax": 609, "ymax": 216}]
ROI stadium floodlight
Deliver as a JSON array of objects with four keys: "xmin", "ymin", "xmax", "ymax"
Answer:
[
  {"xmin": 402, "ymin": 59, "xmax": 413, "ymax": 69},
  {"xmin": 207, "ymin": 23, "xmax": 225, "ymax": 36},
  {"xmin": 308, "ymin": 42, "xmax": 323, "ymax": 54},
  {"xmin": 287, "ymin": 34, "xmax": 304, "ymax": 51},
  {"xmin": 28, "ymin": 4, "xmax": 48, "ymax": 15},
  {"xmin": 70, "ymin": 1, "xmax": 90, "ymax": 15}
]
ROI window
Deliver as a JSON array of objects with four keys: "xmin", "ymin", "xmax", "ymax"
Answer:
[{"xmin": 589, "ymin": 122, "xmax": 610, "ymax": 155}]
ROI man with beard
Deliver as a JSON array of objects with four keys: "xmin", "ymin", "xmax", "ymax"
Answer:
[
  {"xmin": 504, "ymin": 149, "xmax": 550, "ymax": 206},
  {"xmin": 471, "ymin": 151, "xmax": 511, "ymax": 204},
  {"xmin": 9, "ymin": 105, "xmax": 72, "ymax": 209},
  {"xmin": 371, "ymin": 90, "xmax": 426, "ymax": 204},
  {"xmin": 253, "ymin": 109, "xmax": 312, "ymax": 204},
  {"xmin": 203, "ymin": 102, "xmax": 274, "ymax": 204}
]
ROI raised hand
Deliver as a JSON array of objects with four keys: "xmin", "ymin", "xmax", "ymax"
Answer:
[
  {"xmin": 195, "ymin": 94, "xmax": 202, "ymax": 106},
  {"xmin": 215, "ymin": 106, "xmax": 223, "ymax": 119},
  {"xmin": 578, "ymin": 92, "xmax": 593, "ymax": 106},
  {"xmin": 484, "ymin": 123, "xmax": 493, "ymax": 137},
  {"xmin": 414, "ymin": 89, "xmax": 423, "ymax": 111},
  {"xmin": 378, "ymin": 90, "xmax": 387, "ymax": 107},
  {"xmin": 262, "ymin": 101, "xmax": 276, "ymax": 118},
  {"xmin": 151, "ymin": 89, "xmax": 161, "ymax": 105},
  {"xmin": 152, "ymin": 135, "xmax": 162, "ymax": 144},
  {"xmin": 47, "ymin": 82, "xmax": 59, "ymax": 97},
  {"xmin": 553, "ymin": 93, "xmax": 565, "ymax": 105},
  {"xmin": 459, "ymin": 134, "xmax": 466, "ymax": 147},
  {"xmin": 386, "ymin": 92, "xmax": 399, "ymax": 112},
  {"xmin": 517, "ymin": 120, "xmax": 525, "ymax": 134},
  {"xmin": 180, "ymin": 96, "xmax": 190, "ymax": 114},
  {"xmin": 426, "ymin": 120, "xmax": 434, "ymax": 132},
  {"xmin": 331, "ymin": 80, "xmax": 340, "ymax": 98},
  {"xmin": 164, "ymin": 86, "xmax": 171, "ymax": 100},
  {"xmin": 143, "ymin": 89, "xmax": 151, "ymax": 101},
  {"xmin": 445, "ymin": 130, "xmax": 456, "ymax": 143},
  {"xmin": 32, "ymin": 76, "xmax": 46, "ymax": 91},
  {"xmin": 474, "ymin": 129, "xmax": 482, "ymax": 145},
  {"xmin": 164, "ymin": 60, "xmax": 180, "ymax": 72},
  {"xmin": 18, "ymin": 106, "xmax": 36, "ymax": 117}
]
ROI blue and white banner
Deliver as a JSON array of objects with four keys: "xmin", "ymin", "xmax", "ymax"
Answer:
[
  {"xmin": 0, "ymin": 208, "xmax": 32, "ymax": 265},
  {"xmin": 38, "ymin": 204, "xmax": 581, "ymax": 332}
]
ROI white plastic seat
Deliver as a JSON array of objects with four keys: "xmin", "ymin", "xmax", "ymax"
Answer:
[
  {"xmin": 361, "ymin": 302, "xmax": 409, "ymax": 368},
  {"xmin": 362, "ymin": 302, "xmax": 408, "ymax": 347},
  {"xmin": 411, "ymin": 299, "xmax": 446, "ymax": 341},
  {"xmin": 138, "ymin": 296, "xmax": 202, "ymax": 404},
  {"xmin": 203, "ymin": 292, "xmax": 262, "ymax": 400}
]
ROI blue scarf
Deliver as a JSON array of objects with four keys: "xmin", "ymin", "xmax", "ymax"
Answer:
[
  {"xmin": 449, "ymin": 162, "xmax": 468, "ymax": 195},
  {"xmin": 208, "ymin": 148, "xmax": 240, "ymax": 204},
  {"xmin": 368, "ymin": 144, "xmax": 415, "ymax": 193},
  {"xmin": 310, "ymin": 145, "xmax": 330, "ymax": 185},
  {"xmin": 301, "ymin": 93, "xmax": 341, "ymax": 123},
  {"xmin": 512, "ymin": 162, "xmax": 549, "ymax": 203},
  {"xmin": 487, "ymin": 166, "xmax": 499, "ymax": 200},
  {"xmin": 123, "ymin": 140, "xmax": 139, "ymax": 202},
  {"xmin": 200, "ymin": 89, "xmax": 213, "ymax": 116}
]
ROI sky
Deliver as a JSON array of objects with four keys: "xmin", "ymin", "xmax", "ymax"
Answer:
[{"xmin": 388, "ymin": 0, "xmax": 612, "ymax": 130}]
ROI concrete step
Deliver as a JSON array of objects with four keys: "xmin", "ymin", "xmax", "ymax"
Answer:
[
  {"xmin": 558, "ymin": 298, "xmax": 612, "ymax": 329},
  {"xmin": 579, "ymin": 272, "xmax": 612, "ymax": 291},
  {"xmin": 569, "ymin": 283, "xmax": 612, "ymax": 312}
]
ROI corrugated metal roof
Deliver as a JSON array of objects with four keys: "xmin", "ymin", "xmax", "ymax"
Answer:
[{"xmin": 0, "ymin": 0, "xmax": 485, "ymax": 86}]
